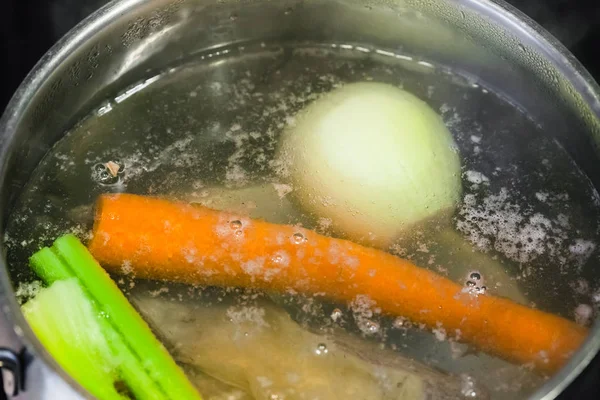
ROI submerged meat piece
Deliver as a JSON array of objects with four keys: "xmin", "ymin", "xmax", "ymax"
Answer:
[
  {"xmin": 131, "ymin": 291, "xmax": 488, "ymax": 400},
  {"xmin": 183, "ymin": 368, "xmax": 252, "ymax": 400}
]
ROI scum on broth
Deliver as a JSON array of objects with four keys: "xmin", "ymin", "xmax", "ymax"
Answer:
[{"xmin": 5, "ymin": 41, "xmax": 600, "ymax": 399}]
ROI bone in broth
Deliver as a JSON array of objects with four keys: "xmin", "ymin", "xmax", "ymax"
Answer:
[{"xmin": 5, "ymin": 41, "xmax": 600, "ymax": 400}]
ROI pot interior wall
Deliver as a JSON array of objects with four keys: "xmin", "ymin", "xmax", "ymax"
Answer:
[{"xmin": 3, "ymin": 0, "xmax": 600, "ymax": 223}]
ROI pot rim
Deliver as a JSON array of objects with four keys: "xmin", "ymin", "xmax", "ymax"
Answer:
[{"xmin": 1, "ymin": 0, "xmax": 599, "ymax": 399}]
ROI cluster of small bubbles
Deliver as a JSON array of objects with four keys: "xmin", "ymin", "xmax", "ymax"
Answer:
[
  {"xmin": 460, "ymin": 374, "xmax": 487, "ymax": 398},
  {"xmin": 292, "ymin": 232, "xmax": 306, "ymax": 244},
  {"xmin": 315, "ymin": 343, "xmax": 328, "ymax": 355},
  {"xmin": 230, "ymin": 220, "xmax": 244, "ymax": 236},
  {"xmin": 92, "ymin": 159, "xmax": 125, "ymax": 185},
  {"xmin": 269, "ymin": 393, "xmax": 284, "ymax": 400},
  {"xmin": 330, "ymin": 308, "xmax": 343, "ymax": 321},
  {"xmin": 464, "ymin": 270, "xmax": 486, "ymax": 295},
  {"xmin": 365, "ymin": 320, "xmax": 380, "ymax": 334},
  {"xmin": 574, "ymin": 304, "xmax": 593, "ymax": 326},
  {"xmin": 392, "ymin": 317, "xmax": 411, "ymax": 329}
]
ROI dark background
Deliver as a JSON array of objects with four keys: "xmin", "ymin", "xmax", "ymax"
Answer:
[{"xmin": 1, "ymin": 0, "xmax": 599, "ymax": 398}]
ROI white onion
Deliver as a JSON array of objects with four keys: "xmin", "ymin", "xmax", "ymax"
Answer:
[{"xmin": 277, "ymin": 82, "xmax": 462, "ymax": 247}]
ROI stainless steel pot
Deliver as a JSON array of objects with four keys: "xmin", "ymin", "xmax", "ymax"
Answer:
[{"xmin": 1, "ymin": 0, "xmax": 599, "ymax": 398}]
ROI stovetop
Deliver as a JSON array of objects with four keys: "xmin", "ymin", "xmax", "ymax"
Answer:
[{"xmin": 1, "ymin": 0, "xmax": 600, "ymax": 399}]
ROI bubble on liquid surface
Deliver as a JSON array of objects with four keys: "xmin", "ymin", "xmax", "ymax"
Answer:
[
  {"xmin": 292, "ymin": 232, "xmax": 306, "ymax": 244},
  {"xmin": 230, "ymin": 220, "xmax": 242, "ymax": 230},
  {"xmin": 469, "ymin": 271, "xmax": 482, "ymax": 281},
  {"xmin": 271, "ymin": 250, "xmax": 290, "ymax": 267},
  {"xmin": 315, "ymin": 343, "xmax": 328, "ymax": 355}
]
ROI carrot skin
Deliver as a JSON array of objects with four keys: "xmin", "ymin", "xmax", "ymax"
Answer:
[{"xmin": 88, "ymin": 193, "xmax": 588, "ymax": 374}]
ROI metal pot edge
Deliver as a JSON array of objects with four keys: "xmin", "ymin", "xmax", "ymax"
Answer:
[{"xmin": 0, "ymin": 0, "xmax": 599, "ymax": 398}]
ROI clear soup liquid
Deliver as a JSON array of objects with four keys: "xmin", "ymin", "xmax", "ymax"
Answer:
[{"xmin": 5, "ymin": 42, "xmax": 600, "ymax": 400}]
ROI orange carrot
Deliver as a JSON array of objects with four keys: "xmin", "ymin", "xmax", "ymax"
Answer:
[{"xmin": 88, "ymin": 193, "xmax": 588, "ymax": 374}]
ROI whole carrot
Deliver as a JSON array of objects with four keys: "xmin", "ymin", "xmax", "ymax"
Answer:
[{"xmin": 88, "ymin": 193, "xmax": 588, "ymax": 374}]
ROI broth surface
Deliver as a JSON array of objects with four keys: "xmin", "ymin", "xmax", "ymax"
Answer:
[{"xmin": 6, "ymin": 41, "xmax": 600, "ymax": 399}]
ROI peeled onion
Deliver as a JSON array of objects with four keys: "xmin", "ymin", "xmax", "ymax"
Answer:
[{"xmin": 277, "ymin": 82, "xmax": 462, "ymax": 247}]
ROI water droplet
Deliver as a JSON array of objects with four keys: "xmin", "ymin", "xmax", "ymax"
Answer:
[
  {"xmin": 269, "ymin": 394, "xmax": 284, "ymax": 400},
  {"xmin": 469, "ymin": 271, "xmax": 481, "ymax": 280},
  {"xmin": 518, "ymin": 43, "xmax": 526, "ymax": 52},
  {"xmin": 230, "ymin": 220, "xmax": 242, "ymax": 230},
  {"xmin": 292, "ymin": 232, "xmax": 305, "ymax": 244},
  {"xmin": 477, "ymin": 286, "xmax": 487, "ymax": 294},
  {"xmin": 331, "ymin": 308, "xmax": 342, "ymax": 321},
  {"xmin": 284, "ymin": 7, "xmax": 293, "ymax": 15},
  {"xmin": 465, "ymin": 280, "xmax": 476, "ymax": 287},
  {"xmin": 229, "ymin": 13, "xmax": 238, "ymax": 21},
  {"xmin": 460, "ymin": 10, "xmax": 466, "ymax": 19},
  {"xmin": 235, "ymin": 230, "xmax": 243, "ymax": 237},
  {"xmin": 315, "ymin": 343, "xmax": 328, "ymax": 355}
]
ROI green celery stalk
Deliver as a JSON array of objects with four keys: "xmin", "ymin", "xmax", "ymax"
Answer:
[
  {"xmin": 99, "ymin": 319, "xmax": 167, "ymax": 400},
  {"xmin": 30, "ymin": 247, "xmax": 73, "ymax": 285},
  {"xmin": 22, "ymin": 279, "xmax": 127, "ymax": 400},
  {"xmin": 26, "ymin": 248, "xmax": 169, "ymax": 400},
  {"xmin": 51, "ymin": 234, "xmax": 201, "ymax": 400}
]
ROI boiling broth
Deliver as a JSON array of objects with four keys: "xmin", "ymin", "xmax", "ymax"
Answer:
[{"xmin": 5, "ymin": 41, "xmax": 600, "ymax": 399}]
